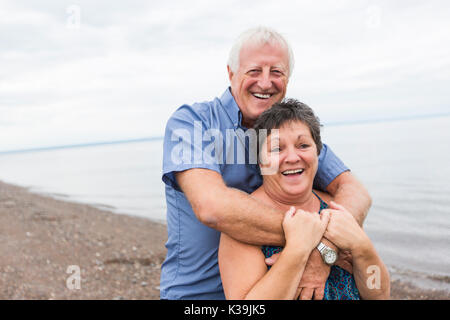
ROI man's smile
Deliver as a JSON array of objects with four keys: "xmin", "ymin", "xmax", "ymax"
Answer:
[
  {"xmin": 251, "ymin": 92, "xmax": 275, "ymax": 100},
  {"xmin": 252, "ymin": 92, "xmax": 274, "ymax": 99}
]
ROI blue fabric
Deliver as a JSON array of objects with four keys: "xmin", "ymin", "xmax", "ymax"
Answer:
[
  {"xmin": 160, "ymin": 87, "xmax": 350, "ymax": 299},
  {"xmin": 261, "ymin": 193, "xmax": 360, "ymax": 300}
]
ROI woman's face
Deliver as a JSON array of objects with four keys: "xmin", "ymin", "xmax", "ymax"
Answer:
[{"xmin": 260, "ymin": 120, "xmax": 318, "ymax": 200}]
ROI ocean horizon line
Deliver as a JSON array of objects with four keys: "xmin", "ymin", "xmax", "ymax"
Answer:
[{"xmin": 1, "ymin": 111, "xmax": 449, "ymax": 155}]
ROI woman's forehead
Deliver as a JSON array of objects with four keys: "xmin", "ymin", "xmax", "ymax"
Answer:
[{"xmin": 270, "ymin": 121, "xmax": 312, "ymax": 139}]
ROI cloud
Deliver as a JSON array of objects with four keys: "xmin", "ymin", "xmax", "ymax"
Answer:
[{"xmin": 1, "ymin": 0, "xmax": 450, "ymax": 150}]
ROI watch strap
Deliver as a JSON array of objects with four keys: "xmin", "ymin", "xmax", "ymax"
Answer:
[{"xmin": 316, "ymin": 242, "xmax": 326, "ymax": 252}]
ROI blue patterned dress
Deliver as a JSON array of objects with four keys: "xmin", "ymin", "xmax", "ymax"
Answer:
[{"xmin": 261, "ymin": 192, "xmax": 360, "ymax": 300}]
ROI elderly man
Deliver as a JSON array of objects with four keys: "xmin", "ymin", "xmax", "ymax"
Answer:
[{"xmin": 161, "ymin": 27, "xmax": 371, "ymax": 300}]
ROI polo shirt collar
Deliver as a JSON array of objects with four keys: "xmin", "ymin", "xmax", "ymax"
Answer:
[{"xmin": 220, "ymin": 87, "xmax": 245, "ymax": 129}]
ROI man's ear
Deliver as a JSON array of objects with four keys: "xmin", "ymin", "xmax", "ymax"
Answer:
[{"xmin": 227, "ymin": 65, "xmax": 234, "ymax": 82}]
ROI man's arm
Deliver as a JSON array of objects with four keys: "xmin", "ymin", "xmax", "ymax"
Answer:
[
  {"xmin": 326, "ymin": 171, "xmax": 372, "ymax": 226},
  {"xmin": 175, "ymin": 168, "xmax": 286, "ymax": 246}
]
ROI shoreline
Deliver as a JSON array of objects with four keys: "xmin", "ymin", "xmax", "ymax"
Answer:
[{"xmin": 1, "ymin": 180, "xmax": 449, "ymax": 300}]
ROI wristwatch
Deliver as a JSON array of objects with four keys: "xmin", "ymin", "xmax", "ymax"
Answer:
[{"xmin": 317, "ymin": 242, "xmax": 337, "ymax": 265}]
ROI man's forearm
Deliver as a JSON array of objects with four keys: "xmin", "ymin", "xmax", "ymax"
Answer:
[
  {"xmin": 211, "ymin": 187, "xmax": 286, "ymax": 246},
  {"xmin": 326, "ymin": 172, "xmax": 372, "ymax": 226},
  {"xmin": 176, "ymin": 168, "xmax": 286, "ymax": 246}
]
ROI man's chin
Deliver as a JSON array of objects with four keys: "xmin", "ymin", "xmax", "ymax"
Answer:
[{"xmin": 250, "ymin": 100, "xmax": 276, "ymax": 115}]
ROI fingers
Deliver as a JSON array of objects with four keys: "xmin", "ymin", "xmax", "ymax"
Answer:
[
  {"xmin": 313, "ymin": 287, "xmax": 325, "ymax": 300},
  {"xmin": 299, "ymin": 287, "xmax": 314, "ymax": 300},
  {"xmin": 284, "ymin": 206, "xmax": 296, "ymax": 218},
  {"xmin": 264, "ymin": 252, "xmax": 281, "ymax": 266},
  {"xmin": 319, "ymin": 210, "xmax": 331, "ymax": 229},
  {"xmin": 329, "ymin": 201, "xmax": 346, "ymax": 211},
  {"xmin": 295, "ymin": 287, "xmax": 302, "ymax": 300}
]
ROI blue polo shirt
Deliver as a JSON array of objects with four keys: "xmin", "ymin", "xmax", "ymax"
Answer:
[{"xmin": 160, "ymin": 87, "xmax": 349, "ymax": 299}]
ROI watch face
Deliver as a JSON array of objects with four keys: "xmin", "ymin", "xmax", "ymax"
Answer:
[{"xmin": 324, "ymin": 249, "xmax": 337, "ymax": 264}]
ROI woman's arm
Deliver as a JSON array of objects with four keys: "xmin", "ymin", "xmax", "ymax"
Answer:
[
  {"xmin": 219, "ymin": 207, "xmax": 330, "ymax": 300},
  {"xmin": 323, "ymin": 202, "xmax": 390, "ymax": 299},
  {"xmin": 219, "ymin": 233, "xmax": 309, "ymax": 300}
]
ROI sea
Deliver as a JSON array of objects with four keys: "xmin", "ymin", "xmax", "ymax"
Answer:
[{"xmin": 1, "ymin": 115, "xmax": 449, "ymax": 292}]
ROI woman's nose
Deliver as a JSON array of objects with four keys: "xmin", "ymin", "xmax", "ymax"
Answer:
[{"xmin": 284, "ymin": 147, "xmax": 300, "ymax": 163}]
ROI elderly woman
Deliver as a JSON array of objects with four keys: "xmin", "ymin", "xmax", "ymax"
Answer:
[{"xmin": 218, "ymin": 99, "xmax": 390, "ymax": 300}]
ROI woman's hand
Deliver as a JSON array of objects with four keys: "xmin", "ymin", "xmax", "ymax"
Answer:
[
  {"xmin": 323, "ymin": 201, "xmax": 368, "ymax": 252},
  {"xmin": 282, "ymin": 206, "xmax": 330, "ymax": 254}
]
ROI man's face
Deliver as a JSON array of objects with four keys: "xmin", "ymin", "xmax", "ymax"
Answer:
[{"xmin": 228, "ymin": 42, "xmax": 289, "ymax": 128}]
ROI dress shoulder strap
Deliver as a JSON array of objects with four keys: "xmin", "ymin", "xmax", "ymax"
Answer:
[{"xmin": 312, "ymin": 190, "xmax": 329, "ymax": 213}]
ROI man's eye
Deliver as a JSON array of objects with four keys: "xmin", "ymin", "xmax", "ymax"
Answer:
[{"xmin": 248, "ymin": 69, "xmax": 260, "ymax": 75}]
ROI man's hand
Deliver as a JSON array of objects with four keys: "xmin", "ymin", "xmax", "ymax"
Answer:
[
  {"xmin": 335, "ymin": 250, "xmax": 353, "ymax": 274},
  {"xmin": 265, "ymin": 245, "xmax": 331, "ymax": 300},
  {"xmin": 295, "ymin": 249, "xmax": 330, "ymax": 300}
]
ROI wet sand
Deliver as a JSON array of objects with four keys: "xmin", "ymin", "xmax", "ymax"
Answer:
[{"xmin": 0, "ymin": 180, "xmax": 448, "ymax": 300}]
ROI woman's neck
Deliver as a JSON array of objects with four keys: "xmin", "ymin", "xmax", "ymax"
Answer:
[{"xmin": 260, "ymin": 184, "xmax": 319, "ymax": 213}]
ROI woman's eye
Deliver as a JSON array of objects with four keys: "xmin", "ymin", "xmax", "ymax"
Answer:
[
  {"xmin": 270, "ymin": 147, "xmax": 281, "ymax": 153},
  {"xmin": 299, "ymin": 144, "xmax": 310, "ymax": 149}
]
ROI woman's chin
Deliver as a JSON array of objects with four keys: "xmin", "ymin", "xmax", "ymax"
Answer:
[{"xmin": 281, "ymin": 185, "xmax": 310, "ymax": 198}]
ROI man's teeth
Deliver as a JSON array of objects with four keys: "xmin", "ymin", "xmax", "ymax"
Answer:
[
  {"xmin": 253, "ymin": 93, "xmax": 271, "ymax": 99},
  {"xmin": 282, "ymin": 169, "xmax": 304, "ymax": 175}
]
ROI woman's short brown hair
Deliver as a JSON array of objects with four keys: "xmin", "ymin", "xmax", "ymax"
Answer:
[{"xmin": 253, "ymin": 98, "xmax": 323, "ymax": 155}]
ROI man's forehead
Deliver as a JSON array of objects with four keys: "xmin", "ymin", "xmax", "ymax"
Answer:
[
  {"xmin": 245, "ymin": 62, "xmax": 288, "ymax": 70},
  {"xmin": 239, "ymin": 43, "xmax": 289, "ymax": 68}
]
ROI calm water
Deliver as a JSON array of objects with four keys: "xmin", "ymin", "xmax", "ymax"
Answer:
[{"xmin": 1, "ymin": 116, "xmax": 449, "ymax": 291}]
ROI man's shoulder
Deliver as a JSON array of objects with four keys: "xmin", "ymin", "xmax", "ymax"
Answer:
[{"xmin": 170, "ymin": 96, "xmax": 222, "ymax": 122}]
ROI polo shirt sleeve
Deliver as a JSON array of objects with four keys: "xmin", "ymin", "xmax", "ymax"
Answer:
[
  {"xmin": 313, "ymin": 143, "xmax": 350, "ymax": 191},
  {"xmin": 162, "ymin": 104, "xmax": 222, "ymax": 192}
]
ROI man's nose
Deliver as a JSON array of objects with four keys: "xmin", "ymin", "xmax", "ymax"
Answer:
[{"xmin": 257, "ymin": 70, "xmax": 272, "ymax": 91}]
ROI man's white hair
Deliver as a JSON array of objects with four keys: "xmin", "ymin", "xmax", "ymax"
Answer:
[{"xmin": 227, "ymin": 26, "xmax": 295, "ymax": 77}]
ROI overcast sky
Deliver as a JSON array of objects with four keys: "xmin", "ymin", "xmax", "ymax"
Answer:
[{"xmin": 1, "ymin": 0, "xmax": 450, "ymax": 151}]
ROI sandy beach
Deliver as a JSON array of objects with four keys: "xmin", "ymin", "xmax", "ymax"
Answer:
[{"xmin": 0, "ymin": 180, "xmax": 448, "ymax": 300}]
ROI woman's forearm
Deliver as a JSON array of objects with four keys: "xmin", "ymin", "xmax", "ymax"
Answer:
[
  {"xmin": 244, "ymin": 247, "xmax": 310, "ymax": 300},
  {"xmin": 351, "ymin": 236, "xmax": 390, "ymax": 299}
]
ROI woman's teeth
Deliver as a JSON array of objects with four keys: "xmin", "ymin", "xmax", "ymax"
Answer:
[{"xmin": 281, "ymin": 169, "xmax": 304, "ymax": 176}]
